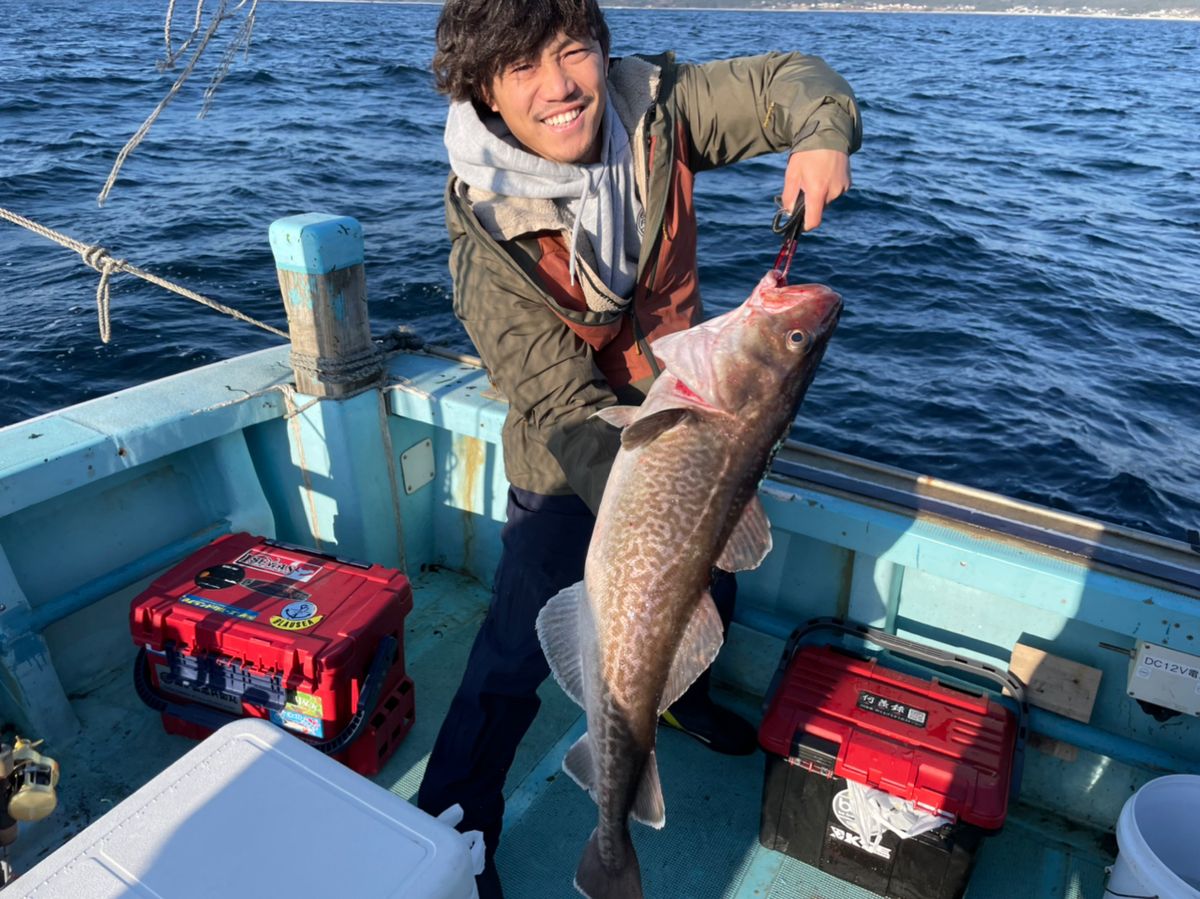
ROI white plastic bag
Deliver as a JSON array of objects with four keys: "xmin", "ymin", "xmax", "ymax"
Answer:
[{"xmin": 834, "ymin": 782, "xmax": 954, "ymax": 851}]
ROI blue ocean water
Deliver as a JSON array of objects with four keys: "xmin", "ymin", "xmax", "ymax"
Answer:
[{"xmin": 1, "ymin": 0, "xmax": 1198, "ymax": 542}]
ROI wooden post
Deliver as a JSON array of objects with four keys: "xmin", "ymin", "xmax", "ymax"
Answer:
[{"xmin": 268, "ymin": 213, "xmax": 382, "ymax": 398}]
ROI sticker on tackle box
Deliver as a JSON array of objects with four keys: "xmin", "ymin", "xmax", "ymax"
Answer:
[
  {"xmin": 271, "ymin": 708, "xmax": 325, "ymax": 738},
  {"xmin": 286, "ymin": 689, "xmax": 324, "ymax": 718},
  {"xmin": 270, "ymin": 600, "xmax": 324, "ymax": 631},
  {"xmin": 857, "ymin": 690, "xmax": 929, "ymax": 727},
  {"xmin": 179, "ymin": 594, "xmax": 260, "ymax": 621},
  {"xmin": 271, "ymin": 689, "xmax": 325, "ymax": 737},
  {"xmin": 235, "ymin": 548, "xmax": 324, "ymax": 582}
]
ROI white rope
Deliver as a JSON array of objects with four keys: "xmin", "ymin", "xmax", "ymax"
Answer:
[
  {"xmin": 98, "ymin": 0, "xmax": 259, "ymax": 207},
  {"xmin": 276, "ymin": 383, "xmax": 321, "ymax": 420},
  {"xmin": 201, "ymin": 1, "xmax": 258, "ymax": 118},
  {"xmin": 0, "ymin": 205, "xmax": 288, "ymax": 344},
  {"xmin": 161, "ymin": 0, "xmax": 207, "ymax": 71},
  {"xmin": 79, "ymin": 243, "xmax": 123, "ymax": 343}
]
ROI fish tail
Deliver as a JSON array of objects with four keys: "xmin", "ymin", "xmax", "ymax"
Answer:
[{"xmin": 573, "ymin": 827, "xmax": 643, "ymax": 899}]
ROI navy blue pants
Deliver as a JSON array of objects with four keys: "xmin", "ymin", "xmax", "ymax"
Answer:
[{"xmin": 416, "ymin": 486, "xmax": 735, "ymax": 863}]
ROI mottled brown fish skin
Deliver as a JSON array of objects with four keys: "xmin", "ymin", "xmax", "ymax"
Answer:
[
  {"xmin": 563, "ymin": 274, "xmax": 842, "ymax": 899},
  {"xmin": 587, "ymin": 416, "xmax": 758, "ymax": 875}
]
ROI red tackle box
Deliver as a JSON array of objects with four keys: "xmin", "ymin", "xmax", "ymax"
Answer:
[
  {"xmin": 758, "ymin": 619, "xmax": 1027, "ymax": 899},
  {"xmin": 130, "ymin": 533, "xmax": 415, "ymax": 776}
]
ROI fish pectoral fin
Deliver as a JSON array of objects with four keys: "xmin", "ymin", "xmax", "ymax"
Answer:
[
  {"xmin": 535, "ymin": 580, "xmax": 592, "ymax": 708},
  {"xmin": 716, "ymin": 494, "xmax": 774, "ymax": 572},
  {"xmin": 563, "ymin": 733, "xmax": 597, "ymax": 799},
  {"xmin": 593, "ymin": 405, "xmax": 640, "ymax": 429},
  {"xmin": 604, "ymin": 374, "xmax": 720, "ymax": 451},
  {"xmin": 619, "ymin": 408, "xmax": 691, "ymax": 450},
  {"xmin": 658, "ymin": 591, "xmax": 724, "ymax": 714},
  {"xmin": 630, "ymin": 749, "xmax": 666, "ymax": 829}
]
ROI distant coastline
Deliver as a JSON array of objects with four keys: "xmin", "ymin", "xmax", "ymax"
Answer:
[
  {"xmin": 612, "ymin": 3, "xmax": 1200, "ymax": 18},
  {"xmin": 272, "ymin": 0, "xmax": 1200, "ymax": 22}
]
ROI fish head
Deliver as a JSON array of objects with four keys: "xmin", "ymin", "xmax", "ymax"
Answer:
[{"xmin": 650, "ymin": 271, "xmax": 841, "ymax": 417}]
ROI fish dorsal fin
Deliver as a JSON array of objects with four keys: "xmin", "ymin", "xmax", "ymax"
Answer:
[
  {"xmin": 563, "ymin": 736, "xmax": 666, "ymax": 830},
  {"xmin": 659, "ymin": 591, "xmax": 725, "ymax": 714},
  {"xmin": 535, "ymin": 580, "xmax": 592, "ymax": 708},
  {"xmin": 716, "ymin": 495, "xmax": 774, "ymax": 572},
  {"xmin": 593, "ymin": 405, "xmax": 640, "ymax": 430},
  {"xmin": 649, "ymin": 317, "xmax": 726, "ymax": 408}
]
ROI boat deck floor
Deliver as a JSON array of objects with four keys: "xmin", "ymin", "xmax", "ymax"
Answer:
[{"xmin": 14, "ymin": 567, "xmax": 1116, "ymax": 897}]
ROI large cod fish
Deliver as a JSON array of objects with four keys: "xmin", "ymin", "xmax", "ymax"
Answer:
[{"xmin": 535, "ymin": 270, "xmax": 843, "ymax": 899}]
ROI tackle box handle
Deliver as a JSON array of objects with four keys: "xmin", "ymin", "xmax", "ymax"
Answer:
[
  {"xmin": 134, "ymin": 635, "xmax": 398, "ymax": 757},
  {"xmin": 766, "ymin": 616, "xmax": 1030, "ymax": 804}
]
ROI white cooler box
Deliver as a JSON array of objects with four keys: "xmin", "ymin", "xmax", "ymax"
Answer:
[{"xmin": 7, "ymin": 719, "xmax": 480, "ymax": 898}]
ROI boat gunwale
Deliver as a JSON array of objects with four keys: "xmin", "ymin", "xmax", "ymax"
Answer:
[
  {"xmin": 411, "ymin": 343, "xmax": 1200, "ymax": 598},
  {"xmin": 772, "ymin": 443, "xmax": 1200, "ymax": 600}
]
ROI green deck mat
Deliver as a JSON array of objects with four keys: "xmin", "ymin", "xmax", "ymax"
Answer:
[
  {"xmin": 22, "ymin": 567, "xmax": 1116, "ymax": 898},
  {"xmin": 392, "ymin": 569, "xmax": 1115, "ymax": 899}
]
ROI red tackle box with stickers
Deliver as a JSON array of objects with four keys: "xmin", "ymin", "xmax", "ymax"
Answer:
[
  {"xmin": 757, "ymin": 619, "xmax": 1027, "ymax": 899},
  {"xmin": 130, "ymin": 532, "xmax": 414, "ymax": 776}
]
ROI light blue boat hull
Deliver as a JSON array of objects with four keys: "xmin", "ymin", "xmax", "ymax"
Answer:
[{"xmin": 1, "ymin": 333, "xmax": 1197, "ymax": 896}]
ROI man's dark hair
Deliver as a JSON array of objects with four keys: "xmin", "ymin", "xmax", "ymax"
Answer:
[{"xmin": 433, "ymin": 0, "xmax": 612, "ymax": 105}]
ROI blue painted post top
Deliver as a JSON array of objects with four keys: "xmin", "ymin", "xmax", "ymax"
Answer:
[
  {"xmin": 268, "ymin": 212, "xmax": 379, "ymax": 398},
  {"xmin": 269, "ymin": 214, "xmax": 364, "ymax": 275}
]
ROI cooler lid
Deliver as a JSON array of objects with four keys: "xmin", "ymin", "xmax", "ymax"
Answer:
[
  {"xmin": 5, "ymin": 719, "xmax": 476, "ymax": 898},
  {"xmin": 759, "ymin": 644, "xmax": 1017, "ymax": 829},
  {"xmin": 130, "ymin": 533, "xmax": 410, "ymax": 672}
]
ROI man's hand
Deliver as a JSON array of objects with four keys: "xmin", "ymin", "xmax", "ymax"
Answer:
[{"xmin": 781, "ymin": 149, "xmax": 852, "ymax": 232}]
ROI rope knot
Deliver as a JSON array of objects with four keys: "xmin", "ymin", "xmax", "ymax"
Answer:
[
  {"xmin": 79, "ymin": 244, "xmax": 123, "ymax": 345},
  {"xmin": 79, "ymin": 243, "xmax": 116, "ymax": 271},
  {"xmin": 2, "ymin": 204, "xmax": 287, "ymax": 346}
]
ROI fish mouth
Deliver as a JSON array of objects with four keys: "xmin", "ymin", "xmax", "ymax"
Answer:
[{"xmin": 759, "ymin": 279, "xmax": 841, "ymax": 317}]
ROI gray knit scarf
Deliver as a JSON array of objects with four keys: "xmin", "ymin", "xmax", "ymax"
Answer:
[{"xmin": 444, "ymin": 97, "xmax": 643, "ymax": 305}]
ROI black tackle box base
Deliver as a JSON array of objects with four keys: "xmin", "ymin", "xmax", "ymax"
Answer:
[{"xmin": 760, "ymin": 745, "xmax": 985, "ymax": 899}]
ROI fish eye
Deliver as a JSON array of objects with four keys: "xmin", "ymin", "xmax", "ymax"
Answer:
[{"xmin": 786, "ymin": 329, "xmax": 810, "ymax": 351}]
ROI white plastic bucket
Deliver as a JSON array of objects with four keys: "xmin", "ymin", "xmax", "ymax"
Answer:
[{"xmin": 1105, "ymin": 774, "xmax": 1200, "ymax": 898}]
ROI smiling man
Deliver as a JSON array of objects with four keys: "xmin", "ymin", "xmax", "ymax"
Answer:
[
  {"xmin": 417, "ymin": 2, "xmax": 861, "ymax": 896},
  {"xmin": 487, "ymin": 32, "xmax": 608, "ymax": 165}
]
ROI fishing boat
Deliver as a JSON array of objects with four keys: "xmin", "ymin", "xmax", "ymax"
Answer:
[{"xmin": 1, "ymin": 213, "xmax": 1197, "ymax": 899}]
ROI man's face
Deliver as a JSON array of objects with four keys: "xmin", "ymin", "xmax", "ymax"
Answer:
[{"xmin": 486, "ymin": 32, "xmax": 607, "ymax": 165}]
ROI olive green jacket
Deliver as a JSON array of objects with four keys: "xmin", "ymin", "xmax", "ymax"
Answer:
[{"xmin": 445, "ymin": 51, "xmax": 861, "ymax": 514}]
